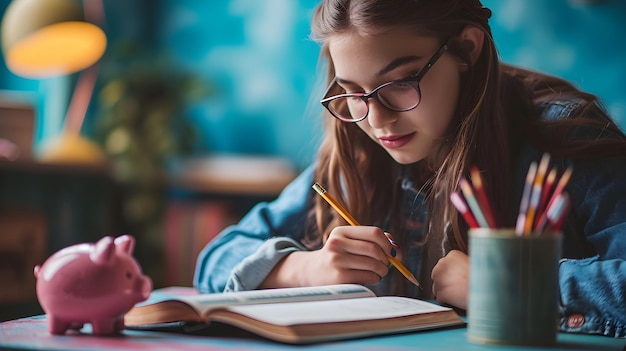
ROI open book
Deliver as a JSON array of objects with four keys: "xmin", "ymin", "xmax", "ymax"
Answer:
[{"xmin": 124, "ymin": 284, "xmax": 464, "ymax": 344}]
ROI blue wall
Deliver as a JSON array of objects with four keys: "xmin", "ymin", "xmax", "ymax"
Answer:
[
  {"xmin": 155, "ymin": 0, "xmax": 625, "ymax": 171},
  {"xmin": 1, "ymin": 0, "xmax": 624, "ymax": 170},
  {"xmin": 483, "ymin": 0, "xmax": 626, "ymax": 129},
  {"xmin": 155, "ymin": 0, "xmax": 323, "ymax": 171}
]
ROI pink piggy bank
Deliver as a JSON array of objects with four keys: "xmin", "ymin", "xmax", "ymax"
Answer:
[{"xmin": 34, "ymin": 234, "xmax": 153, "ymax": 335}]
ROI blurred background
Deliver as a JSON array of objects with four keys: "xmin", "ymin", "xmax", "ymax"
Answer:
[{"xmin": 0, "ymin": 0, "xmax": 624, "ymax": 321}]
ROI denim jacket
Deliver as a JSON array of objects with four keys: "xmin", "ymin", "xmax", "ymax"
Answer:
[{"xmin": 194, "ymin": 98, "xmax": 626, "ymax": 338}]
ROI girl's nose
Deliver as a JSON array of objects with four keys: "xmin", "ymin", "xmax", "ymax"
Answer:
[{"xmin": 365, "ymin": 99, "xmax": 399, "ymax": 129}]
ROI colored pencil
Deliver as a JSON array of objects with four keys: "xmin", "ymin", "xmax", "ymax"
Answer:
[
  {"xmin": 544, "ymin": 192, "xmax": 571, "ymax": 232},
  {"xmin": 469, "ymin": 166, "xmax": 497, "ymax": 228},
  {"xmin": 533, "ymin": 164, "xmax": 573, "ymax": 233},
  {"xmin": 312, "ymin": 182, "xmax": 422, "ymax": 289},
  {"xmin": 535, "ymin": 190, "xmax": 562, "ymax": 233},
  {"xmin": 527, "ymin": 154, "xmax": 551, "ymax": 231},
  {"xmin": 515, "ymin": 161, "xmax": 537, "ymax": 235},
  {"xmin": 459, "ymin": 178, "xmax": 490, "ymax": 228},
  {"xmin": 534, "ymin": 167, "xmax": 558, "ymax": 232},
  {"xmin": 544, "ymin": 165, "xmax": 573, "ymax": 214},
  {"xmin": 538, "ymin": 168, "xmax": 558, "ymax": 216},
  {"xmin": 523, "ymin": 153, "xmax": 551, "ymax": 234},
  {"xmin": 450, "ymin": 191, "xmax": 480, "ymax": 228}
]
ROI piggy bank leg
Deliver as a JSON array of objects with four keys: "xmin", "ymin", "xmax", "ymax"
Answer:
[
  {"xmin": 114, "ymin": 316, "xmax": 125, "ymax": 333},
  {"xmin": 91, "ymin": 318, "xmax": 119, "ymax": 335},
  {"xmin": 47, "ymin": 316, "xmax": 70, "ymax": 335}
]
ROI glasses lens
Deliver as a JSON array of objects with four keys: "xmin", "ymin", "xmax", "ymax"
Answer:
[
  {"xmin": 377, "ymin": 81, "xmax": 420, "ymax": 111},
  {"xmin": 327, "ymin": 96, "xmax": 367, "ymax": 121}
]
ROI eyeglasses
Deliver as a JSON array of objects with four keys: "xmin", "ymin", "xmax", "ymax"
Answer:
[{"xmin": 320, "ymin": 41, "xmax": 449, "ymax": 123}]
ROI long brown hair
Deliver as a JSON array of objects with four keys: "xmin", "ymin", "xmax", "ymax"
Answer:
[{"xmin": 304, "ymin": 0, "xmax": 626, "ymax": 257}]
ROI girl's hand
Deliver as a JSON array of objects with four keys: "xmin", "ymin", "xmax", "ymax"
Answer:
[
  {"xmin": 431, "ymin": 250, "xmax": 469, "ymax": 310},
  {"xmin": 263, "ymin": 226, "xmax": 394, "ymax": 288}
]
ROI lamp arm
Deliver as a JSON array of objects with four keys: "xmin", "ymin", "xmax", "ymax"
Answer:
[
  {"xmin": 63, "ymin": 64, "xmax": 99, "ymax": 135},
  {"xmin": 63, "ymin": 0, "xmax": 106, "ymax": 135},
  {"xmin": 85, "ymin": 0, "xmax": 106, "ymax": 29}
]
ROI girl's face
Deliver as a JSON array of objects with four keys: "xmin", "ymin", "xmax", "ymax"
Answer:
[{"xmin": 328, "ymin": 29, "xmax": 461, "ymax": 165}]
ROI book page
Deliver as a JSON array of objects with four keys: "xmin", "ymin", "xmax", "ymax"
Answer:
[
  {"xmin": 135, "ymin": 284, "xmax": 376, "ymax": 317},
  {"xmin": 222, "ymin": 296, "xmax": 452, "ymax": 326}
]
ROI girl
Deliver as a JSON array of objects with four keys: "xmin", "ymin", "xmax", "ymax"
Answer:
[{"xmin": 194, "ymin": 0, "xmax": 626, "ymax": 338}]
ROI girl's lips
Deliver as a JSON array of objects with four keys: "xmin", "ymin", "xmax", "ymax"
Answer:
[{"xmin": 379, "ymin": 133, "xmax": 415, "ymax": 149}]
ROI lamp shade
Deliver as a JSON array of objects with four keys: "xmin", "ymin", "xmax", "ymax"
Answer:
[{"xmin": 1, "ymin": 0, "xmax": 107, "ymax": 78}]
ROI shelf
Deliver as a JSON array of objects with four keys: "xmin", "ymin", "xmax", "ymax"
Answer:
[{"xmin": 167, "ymin": 154, "xmax": 297, "ymax": 197}]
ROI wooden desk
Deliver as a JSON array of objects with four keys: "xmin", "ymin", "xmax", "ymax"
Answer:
[{"xmin": 1, "ymin": 315, "xmax": 624, "ymax": 351}]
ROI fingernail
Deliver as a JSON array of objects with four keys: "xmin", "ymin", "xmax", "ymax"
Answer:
[
  {"xmin": 390, "ymin": 248, "xmax": 397, "ymax": 257},
  {"xmin": 384, "ymin": 232, "xmax": 399, "ymax": 248}
]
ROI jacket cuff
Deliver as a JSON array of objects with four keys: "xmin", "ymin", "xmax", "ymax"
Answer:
[{"xmin": 224, "ymin": 237, "xmax": 306, "ymax": 292}]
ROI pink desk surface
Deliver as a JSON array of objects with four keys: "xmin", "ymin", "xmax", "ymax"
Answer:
[{"xmin": 1, "ymin": 315, "xmax": 624, "ymax": 351}]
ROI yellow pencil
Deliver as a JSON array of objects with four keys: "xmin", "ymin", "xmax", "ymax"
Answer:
[
  {"xmin": 523, "ymin": 153, "xmax": 551, "ymax": 234},
  {"xmin": 312, "ymin": 182, "xmax": 422, "ymax": 289}
]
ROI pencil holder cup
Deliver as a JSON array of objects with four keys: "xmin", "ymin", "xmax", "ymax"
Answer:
[{"xmin": 467, "ymin": 228, "xmax": 562, "ymax": 346}]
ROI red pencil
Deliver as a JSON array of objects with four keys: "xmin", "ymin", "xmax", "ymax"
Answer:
[
  {"xmin": 538, "ymin": 168, "xmax": 558, "ymax": 215},
  {"xmin": 450, "ymin": 191, "xmax": 479, "ymax": 228},
  {"xmin": 535, "ymin": 189, "xmax": 562, "ymax": 232},
  {"xmin": 544, "ymin": 192, "xmax": 571, "ymax": 232},
  {"xmin": 545, "ymin": 165, "xmax": 573, "ymax": 211},
  {"xmin": 469, "ymin": 166, "xmax": 497, "ymax": 228},
  {"xmin": 535, "ymin": 165, "xmax": 573, "ymax": 230},
  {"xmin": 459, "ymin": 178, "xmax": 489, "ymax": 228},
  {"xmin": 534, "ymin": 167, "xmax": 558, "ymax": 231}
]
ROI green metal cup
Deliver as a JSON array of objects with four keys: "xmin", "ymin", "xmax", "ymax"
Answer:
[{"xmin": 467, "ymin": 228, "xmax": 562, "ymax": 346}]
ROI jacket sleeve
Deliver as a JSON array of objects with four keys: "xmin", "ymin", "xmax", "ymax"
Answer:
[
  {"xmin": 193, "ymin": 166, "xmax": 315, "ymax": 293},
  {"xmin": 557, "ymin": 156, "xmax": 626, "ymax": 338},
  {"xmin": 536, "ymin": 98, "xmax": 626, "ymax": 337}
]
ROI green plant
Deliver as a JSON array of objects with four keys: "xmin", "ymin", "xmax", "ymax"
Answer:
[{"xmin": 94, "ymin": 44, "xmax": 212, "ymax": 285}]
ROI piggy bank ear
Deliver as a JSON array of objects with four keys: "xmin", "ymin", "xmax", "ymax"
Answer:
[
  {"xmin": 114, "ymin": 235, "xmax": 135, "ymax": 255},
  {"xmin": 91, "ymin": 236, "xmax": 115, "ymax": 266}
]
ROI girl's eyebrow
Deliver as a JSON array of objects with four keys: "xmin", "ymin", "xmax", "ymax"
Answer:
[
  {"xmin": 377, "ymin": 55, "xmax": 422, "ymax": 76},
  {"xmin": 335, "ymin": 55, "xmax": 423, "ymax": 85}
]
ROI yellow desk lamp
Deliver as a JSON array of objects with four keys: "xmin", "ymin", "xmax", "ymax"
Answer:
[{"xmin": 1, "ymin": 0, "xmax": 108, "ymax": 165}]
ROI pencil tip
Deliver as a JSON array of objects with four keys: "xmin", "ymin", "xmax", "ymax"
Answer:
[{"xmin": 410, "ymin": 276, "xmax": 422, "ymax": 289}]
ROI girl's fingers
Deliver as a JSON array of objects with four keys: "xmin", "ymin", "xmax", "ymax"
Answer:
[
  {"xmin": 327, "ymin": 227, "xmax": 392, "ymax": 263},
  {"xmin": 340, "ymin": 238, "xmax": 390, "ymax": 264},
  {"xmin": 331, "ymin": 225, "xmax": 394, "ymax": 256},
  {"xmin": 333, "ymin": 253, "xmax": 389, "ymax": 279}
]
